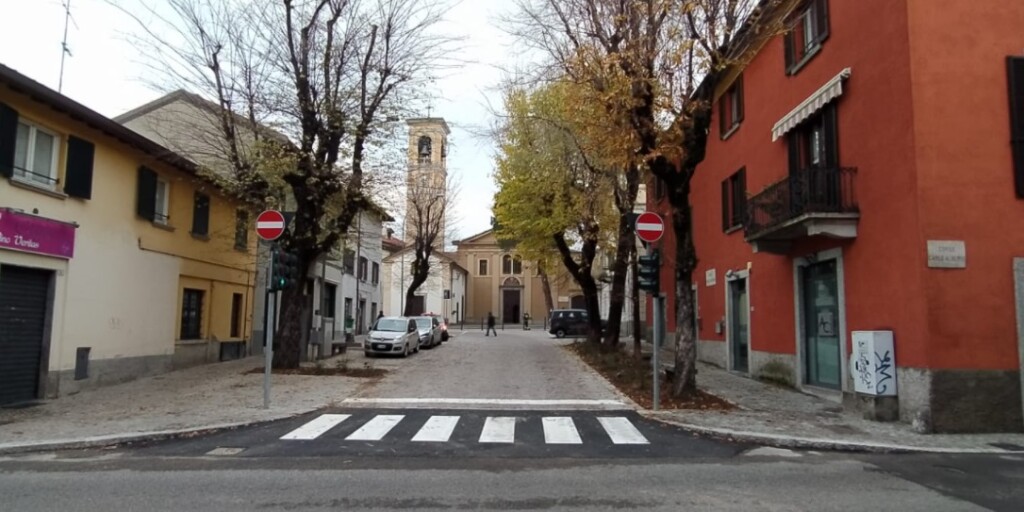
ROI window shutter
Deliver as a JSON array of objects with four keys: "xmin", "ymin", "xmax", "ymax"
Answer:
[
  {"xmin": 737, "ymin": 168, "xmax": 747, "ymax": 226},
  {"xmin": 815, "ymin": 0, "xmax": 830, "ymax": 44},
  {"xmin": 719, "ymin": 97, "xmax": 727, "ymax": 137},
  {"xmin": 64, "ymin": 136, "xmax": 95, "ymax": 199},
  {"xmin": 191, "ymin": 192, "xmax": 210, "ymax": 235},
  {"xmin": 787, "ymin": 134, "xmax": 801, "ymax": 175},
  {"xmin": 0, "ymin": 103, "xmax": 17, "ymax": 178},
  {"xmin": 1008, "ymin": 56, "xmax": 1024, "ymax": 198},
  {"xmin": 735, "ymin": 76, "xmax": 745, "ymax": 124},
  {"xmin": 136, "ymin": 166, "xmax": 157, "ymax": 221},
  {"xmin": 721, "ymin": 179, "xmax": 731, "ymax": 231},
  {"xmin": 783, "ymin": 33, "xmax": 795, "ymax": 74},
  {"xmin": 822, "ymin": 104, "xmax": 840, "ymax": 168}
]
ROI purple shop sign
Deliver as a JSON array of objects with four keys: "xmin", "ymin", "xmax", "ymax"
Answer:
[{"xmin": 0, "ymin": 207, "xmax": 76, "ymax": 259}]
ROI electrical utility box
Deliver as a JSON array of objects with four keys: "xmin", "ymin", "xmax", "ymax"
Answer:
[{"xmin": 851, "ymin": 330, "xmax": 897, "ymax": 396}]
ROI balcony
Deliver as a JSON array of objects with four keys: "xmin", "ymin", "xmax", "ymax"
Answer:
[{"xmin": 744, "ymin": 167, "xmax": 859, "ymax": 254}]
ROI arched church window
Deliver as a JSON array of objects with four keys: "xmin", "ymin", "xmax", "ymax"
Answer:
[
  {"xmin": 418, "ymin": 136, "xmax": 432, "ymax": 164},
  {"xmin": 502, "ymin": 254, "xmax": 523, "ymax": 275}
]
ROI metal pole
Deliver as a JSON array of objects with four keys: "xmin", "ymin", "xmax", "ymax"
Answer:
[
  {"xmin": 263, "ymin": 248, "xmax": 274, "ymax": 409},
  {"xmin": 652, "ymin": 294, "xmax": 663, "ymax": 411}
]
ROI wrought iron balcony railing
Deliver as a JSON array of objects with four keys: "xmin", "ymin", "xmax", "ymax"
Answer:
[{"xmin": 745, "ymin": 167, "xmax": 858, "ymax": 239}]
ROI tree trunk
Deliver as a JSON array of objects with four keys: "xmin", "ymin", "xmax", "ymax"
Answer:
[
  {"xmin": 631, "ymin": 243, "xmax": 642, "ymax": 360},
  {"xmin": 602, "ymin": 212, "xmax": 634, "ymax": 350},
  {"xmin": 552, "ymin": 232, "xmax": 602, "ymax": 345},
  {"xmin": 667, "ymin": 177, "xmax": 699, "ymax": 396},
  {"xmin": 273, "ymin": 282, "xmax": 305, "ymax": 368},
  {"xmin": 403, "ymin": 251, "xmax": 431, "ymax": 316},
  {"xmin": 538, "ymin": 264, "xmax": 554, "ymax": 316}
]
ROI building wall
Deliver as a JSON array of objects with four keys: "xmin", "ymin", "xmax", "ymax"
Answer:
[
  {"xmin": 905, "ymin": 0, "xmax": 1024, "ymax": 371},
  {"xmin": 652, "ymin": 0, "xmax": 1024, "ymax": 431},
  {"xmin": 1, "ymin": 86, "xmax": 256, "ymax": 398},
  {"xmin": 455, "ymin": 231, "xmax": 584, "ymax": 325}
]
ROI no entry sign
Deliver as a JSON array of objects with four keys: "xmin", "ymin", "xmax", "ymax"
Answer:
[
  {"xmin": 256, "ymin": 210, "xmax": 286, "ymax": 241},
  {"xmin": 635, "ymin": 212, "xmax": 664, "ymax": 243}
]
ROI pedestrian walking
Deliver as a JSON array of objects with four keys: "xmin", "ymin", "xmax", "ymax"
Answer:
[{"xmin": 486, "ymin": 312, "xmax": 497, "ymax": 337}]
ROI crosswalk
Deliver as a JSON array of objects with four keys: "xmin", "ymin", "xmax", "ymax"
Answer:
[{"xmin": 278, "ymin": 412, "xmax": 650, "ymax": 446}]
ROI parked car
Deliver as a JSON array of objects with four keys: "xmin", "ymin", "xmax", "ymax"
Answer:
[
  {"xmin": 412, "ymin": 316, "xmax": 443, "ymax": 348},
  {"xmin": 548, "ymin": 309, "xmax": 607, "ymax": 338},
  {"xmin": 365, "ymin": 316, "xmax": 420, "ymax": 357}
]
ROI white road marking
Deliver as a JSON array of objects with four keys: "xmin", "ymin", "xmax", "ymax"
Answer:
[
  {"xmin": 345, "ymin": 415, "xmax": 405, "ymax": 441},
  {"xmin": 280, "ymin": 414, "xmax": 351, "ymax": 440},
  {"xmin": 341, "ymin": 398, "xmax": 625, "ymax": 407},
  {"xmin": 542, "ymin": 417, "xmax": 582, "ymax": 444},
  {"xmin": 597, "ymin": 417, "xmax": 650, "ymax": 445},
  {"xmin": 411, "ymin": 416, "xmax": 460, "ymax": 442},
  {"xmin": 479, "ymin": 417, "xmax": 517, "ymax": 443}
]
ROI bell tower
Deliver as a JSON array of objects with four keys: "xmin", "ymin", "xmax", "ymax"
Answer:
[{"xmin": 404, "ymin": 117, "xmax": 450, "ymax": 248}]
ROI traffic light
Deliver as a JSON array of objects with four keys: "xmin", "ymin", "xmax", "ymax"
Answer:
[
  {"xmin": 637, "ymin": 250, "xmax": 660, "ymax": 294},
  {"xmin": 270, "ymin": 247, "xmax": 301, "ymax": 291}
]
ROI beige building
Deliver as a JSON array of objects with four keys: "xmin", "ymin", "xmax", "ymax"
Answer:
[{"xmin": 454, "ymin": 229, "xmax": 583, "ymax": 327}]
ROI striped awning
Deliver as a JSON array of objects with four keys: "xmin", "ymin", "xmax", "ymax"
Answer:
[{"xmin": 771, "ymin": 68, "xmax": 852, "ymax": 142}]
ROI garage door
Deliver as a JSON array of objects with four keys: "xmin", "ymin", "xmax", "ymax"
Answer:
[{"xmin": 0, "ymin": 265, "xmax": 52, "ymax": 406}]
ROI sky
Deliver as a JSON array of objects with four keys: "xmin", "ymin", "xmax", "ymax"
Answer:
[{"xmin": 0, "ymin": 0, "xmax": 520, "ymax": 242}]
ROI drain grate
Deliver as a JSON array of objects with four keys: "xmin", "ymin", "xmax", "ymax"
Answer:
[{"xmin": 989, "ymin": 443, "xmax": 1024, "ymax": 452}]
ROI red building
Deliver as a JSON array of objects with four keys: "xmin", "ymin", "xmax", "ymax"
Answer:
[{"xmin": 648, "ymin": 0, "xmax": 1024, "ymax": 433}]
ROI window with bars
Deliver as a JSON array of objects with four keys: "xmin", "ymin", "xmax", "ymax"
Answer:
[
  {"xmin": 180, "ymin": 288, "xmax": 204, "ymax": 340},
  {"xmin": 230, "ymin": 293, "xmax": 243, "ymax": 338},
  {"xmin": 13, "ymin": 121, "xmax": 59, "ymax": 187},
  {"xmin": 719, "ymin": 75, "xmax": 744, "ymax": 138},
  {"xmin": 784, "ymin": 0, "xmax": 829, "ymax": 75}
]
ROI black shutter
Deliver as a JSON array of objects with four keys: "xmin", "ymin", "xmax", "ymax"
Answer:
[
  {"xmin": 815, "ymin": 0, "xmax": 830, "ymax": 45},
  {"xmin": 137, "ymin": 166, "xmax": 157, "ymax": 221},
  {"xmin": 787, "ymin": 134, "xmax": 801, "ymax": 175},
  {"xmin": 64, "ymin": 136, "xmax": 95, "ymax": 199},
  {"xmin": 191, "ymin": 192, "xmax": 210, "ymax": 236},
  {"xmin": 822, "ymin": 104, "xmax": 840, "ymax": 168},
  {"xmin": 0, "ymin": 103, "xmax": 18, "ymax": 178},
  {"xmin": 719, "ymin": 97, "xmax": 727, "ymax": 137},
  {"xmin": 735, "ymin": 76, "xmax": 745, "ymax": 124},
  {"xmin": 1008, "ymin": 56, "xmax": 1024, "ymax": 198},
  {"xmin": 721, "ymin": 179, "xmax": 731, "ymax": 231},
  {"xmin": 784, "ymin": 33, "xmax": 795, "ymax": 74},
  {"xmin": 737, "ymin": 168, "xmax": 747, "ymax": 226}
]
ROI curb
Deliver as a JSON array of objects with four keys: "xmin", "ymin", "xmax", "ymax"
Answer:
[
  {"xmin": 640, "ymin": 412, "xmax": 1014, "ymax": 455},
  {"xmin": 0, "ymin": 413, "xmax": 309, "ymax": 456}
]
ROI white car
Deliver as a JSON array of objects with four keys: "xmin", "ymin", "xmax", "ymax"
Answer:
[
  {"xmin": 412, "ymin": 316, "xmax": 443, "ymax": 349},
  {"xmin": 365, "ymin": 317, "xmax": 420, "ymax": 357}
]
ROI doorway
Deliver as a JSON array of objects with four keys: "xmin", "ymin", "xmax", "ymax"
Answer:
[
  {"xmin": 407, "ymin": 295, "xmax": 425, "ymax": 316},
  {"xmin": 801, "ymin": 259, "xmax": 842, "ymax": 389},
  {"xmin": 727, "ymin": 275, "xmax": 749, "ymax": 373},
  {"xmin": 570, "ymin": 295, "xmax": 585, "ymax": 310},
  {"xmin": 0, "ymin": 265, "xmax": 54, "ymax": 406},
  {"xmin": 502, "ymin": 288, "xmax": 521, "ymax": 324}
]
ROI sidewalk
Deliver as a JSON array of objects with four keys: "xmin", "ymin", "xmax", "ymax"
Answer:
[
  {"xmin": 0, "ymin": 355, "xmax": 374, "ymax": 454},
  {"xmin": 635, "ymin": 343, "xmax": 1024, "ymax": 453}
]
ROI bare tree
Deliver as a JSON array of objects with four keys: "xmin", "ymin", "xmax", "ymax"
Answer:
[
  {"xmin": 400, "ymin": 173, "xmax": 458, "ymax": 315},
  {"xmin": 506, "ymin": 0, "xmax": 788, "ymax": 393},
  {"xmin": 115, "ymin": 0, "xmax": 457, "ymax": 367}
]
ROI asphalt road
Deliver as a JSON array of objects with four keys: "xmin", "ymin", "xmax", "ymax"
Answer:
[
  {"xmin": 2, "ymin": 329, "xmax": 1022, "ymax": 510},
  {"xmin": 118, "ymin": 408, "xmax": 745, "ymax": 459},
  {"xmin": 1, "ymin": 451, "xmax": 1022, "ymax": 511}
]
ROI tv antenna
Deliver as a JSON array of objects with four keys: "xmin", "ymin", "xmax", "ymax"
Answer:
[{"xmin": 58, "ymin": 0, "xmax": 78, "ymax": 93}]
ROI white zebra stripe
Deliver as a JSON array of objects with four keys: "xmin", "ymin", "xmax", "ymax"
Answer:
[
  {"xmin": 280, "ymin": 414, "xmax": 350, "ymax": 440},
  {"xmin": 542, "ymin": 417, "xmax": 582, "ymax": 444},
  {"xmin": 345, "ymin": 415, "xmax": 405, "ymax": 441},
  {"xmin": 411, "ymin": 416, "xmax": 460, "ymax": 442}
]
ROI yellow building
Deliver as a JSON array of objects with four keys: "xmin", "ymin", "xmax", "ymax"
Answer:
[
  {"xmin": 454, "ymin": 229, "xmax": 583, "ymax": 327},
  {"xmin": 0, "ymin": 64, "xmax": 257, "ymax": 405}
]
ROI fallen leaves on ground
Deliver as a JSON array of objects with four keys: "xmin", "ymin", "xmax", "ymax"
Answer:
[{"xmin": 566, "ymin": 342, "xmax": 735, "ymax": 411}]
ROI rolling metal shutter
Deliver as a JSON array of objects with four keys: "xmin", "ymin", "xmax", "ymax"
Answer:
[{"xmin": 0, "ymin": 265, "xmax": 51, "ymax": 406}]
